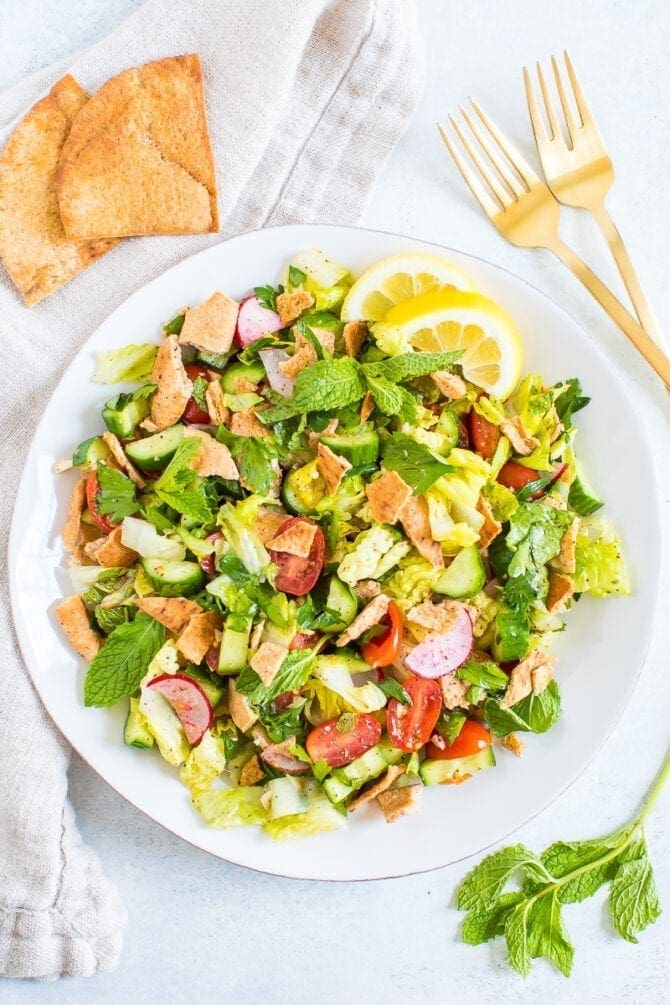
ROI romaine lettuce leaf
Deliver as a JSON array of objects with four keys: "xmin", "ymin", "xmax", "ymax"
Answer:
[
  {"xmin": 180, "ymin": 730, "xmax": 228, "ymax": 795},
  {"xmin": 194, "ymin": 787, "xmax": 268, "ymax": 828},
  {"xmin": 573, "ymin": 519, "xmax": 630, "ymax": 597},
  {"xmin": 93, "ymin": 344, "xmax": 157, "ymax": 384}
]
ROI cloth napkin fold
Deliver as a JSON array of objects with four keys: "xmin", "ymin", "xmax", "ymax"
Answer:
[{"xmin": 0, "ymin": 0, "xmax": 424, "ymax": 981}]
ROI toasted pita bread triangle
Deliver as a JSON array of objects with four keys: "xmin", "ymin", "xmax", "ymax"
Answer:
[
  {"xmin": 56, "ymin": 55, "xmax": 218, "ymax": 239},
  {"xmin": 0, "ymin": 74, "xmax": 118, "ymax": 306}
]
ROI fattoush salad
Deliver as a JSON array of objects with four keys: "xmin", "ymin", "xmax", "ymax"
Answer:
[{"xmin": 54, "ymin": 249, "xmax": 629, "ymax": 840}]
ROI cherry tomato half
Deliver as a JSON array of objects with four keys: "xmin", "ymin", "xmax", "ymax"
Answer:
[
  {"xmin": 426, "ymin": 719, "xmax": 491, "ymax": 760},
  {"xmin": 269, "ymin": 517, "xmax": 325, "ymax": 597},
  {"xmin": 86, "ymin": 471, "xmax": 116, "ymax": 534},
  {"xmin": 361, "ymin": 602, "xmax": 404, "ymax": 668},
  {"xmin": 305, "ymin": 713, "xmax": 381, "ymax": 768},
  {"xmin": 200, "ymin": 531, "xmax": 223, "ymax": 576},
  {"xmin": 469, "ymin": 409, "xmax": 500, "ymax": 460},
  {"xmin": 182, "ymin": 364, "xmax": 212, "ymax": 424},
  {"xmin": 387, "ymin": 675, "xmax": 442, "ymax": 753},
  {"xmin": 497, "ymin": 459, "xmax": 539, "ymax": 492}
]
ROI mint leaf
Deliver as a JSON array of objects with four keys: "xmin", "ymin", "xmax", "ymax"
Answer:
[
  {"xmin": 378, "ymin": 678, "xmax": 411, "ymax": 705},
  {"xmin": 261, "ymin": 358, "xmax": 366, "ymax": 422},
  {"xmin": 609, "ymin": 841, "xmax": 661, "ymax": 943},
  {"xmin": 461, "ymin": 892, "xmax": 524, "ymax": 945},
  {"xmin": 380, "ymin": 433, "xmax": 453, "ymax": 495},
  {"xmin": 554, "ymin": 377, "xmax": 590, "ymax": 427},
  {"xmin": 503, "ymin": 897, "xmax": 534, "ymax": 977},
  {"xmin": 506, "ymin": 503, "xmax": 573, "ymax": 586},
  {"xmin": 527, "ymin": 890, "xmax": 575, "ymax": 977},
  {"xmin": 217, "ymin": 554, "xmax": 289, "ymax": 627},
  {"xmin": 365, "ymin": 375, "xmax": 418, "ymax": 424},
  {"xmin": 191, "ymin": 376, "xmax": 209, "ymax": 411},
  {"xmin": 164, "ymin": 313, "xmax": 185, "ymax": 336},
  {"xmin": 84, "ymin": 613, "xmax": 165, "ymax": 707},
  {"xmin": 154, "ymin": 437, "xmax": 215, "ymax": 525},
  {"xmin": 236, "ymin": 647, "xmax": 317, "ymax": 704},
  {"xmin": 483, "ymin": 680, "xmax": 562, "ymax": 737},
  {"xmin": 457, "ymin": 844, "xmax": 550, "ymax": 913},
  {"xmin": 95, "ymin": 465, "xmax": 139, "ymax": 523},
  {"xmin": 363, "ymin": 350, "xmax": 462, "ymax": 382},
  {"xmin": 435, "ymin": 709, "xmax": 467, "ymax": 745},
  {"xmin": 457, "ymin": 659, "xmax": 508, "ymax": 692},
  {"xmin": 542, "ymin": 834, "xmax": 624, "ymax": 903}
]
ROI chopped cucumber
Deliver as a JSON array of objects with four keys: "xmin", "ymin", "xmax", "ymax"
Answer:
[
  {"xmin": 102, "ymin": 393, "xmax": 151, "ymax": 439},
  {"xmin": 141, "ymin": 558, "xmax": 206, "ymax": 597},
  {"xmin": 332, "ymin": 745, "xmax": 389, "ymax": 789},
  {"xmin": 419, "ymin": 746, "xmax": 495, "ymax": 786},
  {"xmin": 324, "ymin": 576, "xmax": 358, "ymax": 631},
  {"xmin": 568, "ymin": 474, "xmax": 603, "ymax": 516},
  {"xmin": 435, "ymin": 406, "xmax": 460, "ymax": 451},
  {"xmin": 221, "ymin": 360, "xmax": 266, "ymax": 393},
  {"xmin": 183, "ymin": 667, "xmax": 225, "ymax": 706},
  {"xmin": 434, "ymin": 544, "xmax": 486, "ymax": 598},
  {"xmin": 218, "ymin": 614, "xmax": 253, "ymax": 674},
  {"xmin": 124, "ymin": 697, "xmax": 154, "ymax": 749},
  {"xmin": 320, "ymin": 424, "xmax": 380, "ymax": 466},
  {"xmin": 376, "ymin": 737, "xmax": 405, "ymax": 766},
  {"xmin": 72, "ymin": 435, "xmax": 112, "ymax": 470},
  {"xmin": 281, "ymin": 460, "xmax": 326, "ymax": 515},
  {"xmin": 322, "ymin": 775, "xmax": 354, "ymax": 805},
  {"xmin": 314, "ymin": 651, "xmax": 370, "ymax": 679},
  {"xmin": 125, "ymin": 425, "xmax": 183, "ymax": 471}
]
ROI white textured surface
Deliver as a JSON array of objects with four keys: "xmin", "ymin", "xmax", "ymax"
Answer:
[{"xmin": 1, "ymin": 0, "xmax": 669, "ymax": 1000}]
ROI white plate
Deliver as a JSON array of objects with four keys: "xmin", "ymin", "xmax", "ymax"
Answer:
[{"xmin": 9, "ymin": 224, "xmax": 660, "ymax": 881}]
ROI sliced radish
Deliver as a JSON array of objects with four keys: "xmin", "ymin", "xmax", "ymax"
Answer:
[
  {"xmin": 260, "ymin": 739, "xmax": 310, "ymax": 775},
  {"xmin": 259, "ymin": 348, "xmax": 295, "ymax": 398},
  {"xmin": 235, "ymin": 295, "xmax": 283, "ymax": 347},
  {"xmin": 405, "ymin": 606, "xmax": 473, "ymax": 679},
  {"xmin": 147, "ymin": 673, "xmax": 213, "ymax": 745}
]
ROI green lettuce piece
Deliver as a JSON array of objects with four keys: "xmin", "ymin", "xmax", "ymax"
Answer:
[
  {"xmin": 384, "ymin": 556, "xmax": 443, "ymax": 610},
  {"xmin": 482, "ymin": 480, "xmax": 519, "ymax": 522},
  {"xmin": 426, "ymin": 448, "xmax": 490, "ymax": 542},
  {"xmin": 194, "ymin": 787, "xmax": 268, "ymax": 828},
  {"xmin": 313, "ymin": 655, "xmax": 387, "ymax": 713},
  {"xmin": 180, "ymin": 730, "xmax": 228, "ymax": 795},
  {"xmin": 263, "ymin": 789, "xmax": 346, "ymax": 841},
  {"xmin": 573, "ymin": 519, "xmax": 630, "ymax": 597},
  {"xmin": 217, "ymin": 495, "xmax": 271, "ymax": 578},
  {"xmin": 369, "ymin": 321, "xmax": 413, "ymax": 356},
  {"xmin": 303, "ymin": 678, "xmax": 357, "ymax": 725},
  {"xmin": 93, "ymin": 344, "xmax": 157, "ymax": 384}
]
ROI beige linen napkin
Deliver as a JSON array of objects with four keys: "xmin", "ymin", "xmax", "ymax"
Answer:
[{"xmin": 0, "ymin": 0, "xmax": 424, "ymax": 980}]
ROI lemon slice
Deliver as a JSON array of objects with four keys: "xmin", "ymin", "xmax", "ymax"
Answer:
[
  {"xmin": 341, "ymin": 253, "xmax": 475, "ymax": 322},
  {"xmin": 386, "ymin": 290, "xmax": 523, "ymax": 399}
]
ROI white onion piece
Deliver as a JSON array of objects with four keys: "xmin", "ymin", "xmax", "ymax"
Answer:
[{"xmin": 259, "ymin": 348, "xmax": 295, "ymax": 398}]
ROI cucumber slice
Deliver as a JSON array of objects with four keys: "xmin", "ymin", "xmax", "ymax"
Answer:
[
  {"xmin": 332, "ymin": 745, "xmax": 389, "ymax": 789},
  {"xmin": 125, "ymin": 425, "xmax": 184, "ymax": 471},
  {"xmin": 221, "ymin": 360, "xmax": 265, "ymax": 393},
  {"xmin": 435, "ymin": 406, "xmax": 460, "ymax": 451},
  {"xmin": 322, "ymin": 775, "xmax": 354, "ymax": 805},
  {"xmin": 102, "ymin": 394, "xmax": 151, "ymax": 439},
  {"xmin": 324, "ymin": 576, "xmax": 358, "ymax": 631},
  {"xmin": 281, "ymin": 460, "xmax": 326, "ymax": 515},
  {"xmin": 434, "ymin": 544, "xmax": 486, "ymax": 598},
  {"xmin": 184, "ymin": 668, "xmax": 225, "ymax": 706},
  {"xmin": 141, "ymin": 558, "xmax": 206, "ymax": 597},
  {"xmin": 320, "ymin": 424, "xmax": 380, "ymax": 466},
  {"xmin": 568, "ymin": 474, "xmax": 603, "ymax": 516},
  {"xmin": 218, "ymin": 614, "xmax": 253, "ymax": 674},
  {"xmin": 72, "ymin": 435, "xmax": 112, "ymax": 470},
  {"xmin": 124, "ymin": 697, "xmax": 154, "ymax": 749},
  {"xmin": 419, "ymin": 746, "xmax": 495, "ymax": 786}
]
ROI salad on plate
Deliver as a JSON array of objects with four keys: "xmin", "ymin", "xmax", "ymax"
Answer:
[{"xmin": 54, "ymin": 248, "xmax": 629, "ymax": 840}]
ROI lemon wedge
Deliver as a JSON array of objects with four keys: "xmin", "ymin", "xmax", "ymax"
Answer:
[
  {"xmin": 341, "ymin": 253, "xmax": 475, "ymax": 322},
  {"xmin": 386, "ymin": 290, "xmax": 523, "ymax": 399}
]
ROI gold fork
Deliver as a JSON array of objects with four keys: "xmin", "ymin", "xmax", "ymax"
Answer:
[
  {"xmin": 524, "ymin": 52, "xmax": 663, "ymax": 345},
  {"xmin": 437, "ymin": 103, "xmax": 670, "ymax": 390}
]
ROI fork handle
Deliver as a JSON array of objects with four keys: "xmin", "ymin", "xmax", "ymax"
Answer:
[
  {"xmin": 547, "ymin": 237, "xmax": 670, "ymax": 390},
  {"xmin": 591, "ymin": 202, "xmax": 664, "ymax": 347}
]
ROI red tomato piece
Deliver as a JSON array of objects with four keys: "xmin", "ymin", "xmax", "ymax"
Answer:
[
  {"xmin": 200, "ymin": 531, "xmax": 223, "ymax": 576},
  {"xmin": 387, "ymin": 675, "xmax": 442, "ymax": 753},
  {"xmin": 469, "ymin": 409, "xmax": 500, "ymax": 460},
  {"xmin": 426, "ymin": 719, "xmax": 492, "ymax": 760},
  {"xmin": 85, "ymin": 471, "xmax": 116, "ymax": 533},
  {"xmin": 272, "ymin": 692, "xmax": 298, "ymax": 713},
  {"xmin": 305, "ymin": 713, "xmax": 382, "ymax": 768},
  {"xmin": 361, "ymin": 601, "xmax": 403, "ymax": 667},
  {"xmin": 497, "ymin": 459, "xmax": 540, "ymax": 492},
  {"xmin": 458, "ymin": 418, "xmax": 470, "ymax": 449},
  {"xmin": 269, "ymin": 517, "xmax": 325, "ymax": 597},
  {"xmin": 182, "ymin": 363, "xmax": 212, "ymax": 424}
]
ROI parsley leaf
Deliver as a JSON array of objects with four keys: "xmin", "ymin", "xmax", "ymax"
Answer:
[
  {"xmin": 288, "ymin": 265, "xmax": 307, "ymax": 288},
  {"xmin": 363, "ymin": 350, "xmax": 463, "ymax": 382},
  {"xmin": 554, "ymin": 377, "xmax": 590, "ymax": 426},
  {"xmin": 378, "ymin": 678, "xmax": 411, "ymax": 705},
  {"xmin": 83, "ymin": 613, "xmax": 166, "ymax": 707},
  {"xmin": 236, "ymin": 647, "xmax": 317, "ymax": 704},
  {"xmin": 435, "ymin": 709, "xmax": 467, "ymax": 745},
  {"xmin": 483, "ymin": 680, "xmax": 562, "ymax": 736},
  {"xmin": 380, "ymin": 432, "xmax": 453, "ymax": 494},
  {"xmin": 154, "ymin": 438, "xmax": 216, "ymax": 526},
  {"xmin": 95, "ymin": 465, "xmax": 139, "ymax": 523},
  {"xmin": 191, "ymin": 376, "xmax": 209, "ymax": 411},
  {"xmin": 216, "ymin": 426, "xmax": 281, "ymax": 496},
  {"xmin": 261, "ymin": 358, "xmax": 367, "ymax": 423},
  {"xmin": 218, "ymin": 554, "xmax": 289, "ymax": 627},
  {"xmin": 254, "ymin": 284, "xmax": 284, "ymax": 312}
]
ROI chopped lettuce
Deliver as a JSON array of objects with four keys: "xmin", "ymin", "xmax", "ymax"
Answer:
[
  {"xmin": 217, "ymin": 495, "xmax": 271, "ymax": 577},
  {"xmin": 369, "ymin": 321, "xmax": 412, "ymax": 357},
  {"xmin": 261, "ymin": 776, "xmax": 308, "ymax": 819},
  {"xmin": 314, "ymin": 656, "xmax": 387, "ymax": 713},
  {"xmin": 302, "ymin": 678, "xmax": 355, "ymax": 725},
  {"xmin": 194, "ymin": 786, "xmax": 268, "ymax": 828},
  {"xmin": 573, "ymin": 518, "xmax": 630, "ymax": 597},
  {"xmin": 337, "ymin": 525, "xmax": 400, "ymax": 586},
  {"xmin": 481, "ymin": 480, "xmax": 519, "ymax": 522},
  {"xmin": 263, "ymin": 786, "xmax": 346, "ymax": 840},
  {"xmin": 121, "ymin": 516, "xmax": 186, "ymax": 561},
  {"xmin": 92, "ymin": 343, "xmax": 157, "ymax": 384},
  {"xmin": 384, "ymin": 555, "xmax": 442, "ymax": 610},
  {"xmin": 180, "ymin": 730, "xmax": 228, "ymax": 795}
]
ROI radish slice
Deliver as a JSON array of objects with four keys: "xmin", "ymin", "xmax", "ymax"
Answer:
[
  {"xmin": 259, "ymin": 348, "xmax": 295, "ymax": 398},
  {"xmin": 405, "ymin": 606, "xmax": 473, "ymax": 679},
  {"xmin": 235, "ymin": 295, "xmax": 283, "ymax": 347},
  {"xmin": 260, "ymin": 740, "xmax": 310, "ymax": 775},
  {"xmin": 147, "ymin": 673, "xmax": 213, "ymax": 745}
]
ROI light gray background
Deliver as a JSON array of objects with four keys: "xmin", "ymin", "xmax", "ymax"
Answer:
[{"xmin": 1, "ymin": 0, "xmax": 669, "ymax": 1001}]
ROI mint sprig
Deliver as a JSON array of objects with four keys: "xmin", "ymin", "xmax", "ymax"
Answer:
[
  {"xmin": 458, "ymin": 753, "xmax": 669, "ymax": 977},
  {"xmin": 83, "ymin": 613, "xmax": 166, "ymax": 707}
]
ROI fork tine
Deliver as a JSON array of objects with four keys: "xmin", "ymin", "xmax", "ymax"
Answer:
[
  {"xmin": 437, "ymin": 123, "xmax": 501, "ymax": 219},
  {"xmin": 563, "ymin": 51, "xmax": 593, "ymax": 127},
  {"xmin": 449, "ymin": 114, "xmax": 514, "ymax": 208},
  {"xmin": 523, "ymin": 66, "xmax": 550, "ymax": 147},
  {"xmin": 536, "ymin": 61, "xmax": 565, "ymax": 145},
  {"xmin": 460, "ymin": 105, "xmax": 527, "ymax": 197},
  {"xmin": 551, "ymin": 54, "xmax": 578, "ymax": 142},
  {"xmin": 469, "ymin": 98, "xmax": 541, "ymax": 187}
]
